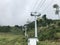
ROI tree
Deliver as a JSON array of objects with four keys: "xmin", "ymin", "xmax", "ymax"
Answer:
[
  {"xmin": 42, "ymin": 14, "xmax": 47, "ymax": 20},
  {"xmin": 15, "ymin": 25, "xmax": 20, "ymax": 28},
  {"xmin": 27, "ymin": 21, "xmax": 34, "ymax": 30},
  {"xmin": 53, "ymin": 4, "xmax": 59, "ymax": 15},
  {"xmin": 42, "ymin": 14, "xmax": 47, "ymax": 26},
  {"xmin": 53, "ymin": 4, "xmax": 59, "ymax": 8},
  {"xmin": 0, "ymin": 26, "xmax": 11, "ymax": 32}
]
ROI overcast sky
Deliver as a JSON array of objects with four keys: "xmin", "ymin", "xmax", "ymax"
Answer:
[{"xmin": 0, "ymin": 0, "xmax": 60, "ymax": 26}]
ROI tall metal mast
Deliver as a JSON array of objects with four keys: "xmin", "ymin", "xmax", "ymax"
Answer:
[{"xmin": 31, "ymin": 12, "xmax": 41, "ymax": 37}]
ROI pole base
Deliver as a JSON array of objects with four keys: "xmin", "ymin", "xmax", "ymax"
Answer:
[{"xmin": 28, "ymin": 38, "xmax": 39, "ymax": 45}]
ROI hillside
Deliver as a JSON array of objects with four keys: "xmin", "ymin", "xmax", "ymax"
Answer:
[{"xmin": 0, "ymin": 15, "xmax": 60, "ymax": 45}]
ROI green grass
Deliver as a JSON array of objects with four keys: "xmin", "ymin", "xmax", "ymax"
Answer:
[
  {"xmin": 38, "ymin": 40, "xmax": 60, "ymax": 45},
  {"xmin": 0, "ymin": 33, "xmax": 27, "ymax": 45},
  {"xmin": 55, "ymin": 33, "xmax": 60, "ymax": 38},
  {"xmin": 0, "ymin": 33, "xmax": 60, "ymax": 45}
]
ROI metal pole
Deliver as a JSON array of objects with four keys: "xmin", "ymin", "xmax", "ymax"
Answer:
[
  {"xmin": 31, "ymin": 12, "xmax": 41, "ymax": 38},
  {"xmin": 35, "ymin": 16, "xmax": 37, "ymax": 37},
  {"xmin": 25, "ymin": 26, "xmax": 27, "ymax": 36},
  {"xmin": 25, "ymin": 28, "xmax": 26, "ymax": 36}
]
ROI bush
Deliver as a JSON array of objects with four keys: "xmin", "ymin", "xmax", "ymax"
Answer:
[
  {"xmin": 0, "ymin": 26, "xmax": 11, "ymax": 32},
  {"xmin": 38, "ymin": 27, "xmax": 56, "ymax": 41}
]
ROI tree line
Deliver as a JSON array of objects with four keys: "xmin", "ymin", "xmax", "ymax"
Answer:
[{"xmin": 0, "ymin": 14, "xmax": 60, "ymax": 40}]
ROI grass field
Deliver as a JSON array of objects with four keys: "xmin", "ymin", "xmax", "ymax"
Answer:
[
  {"xmin": 38, "ymin": 41, "xmax": 60, "ymax": 45},
  {"xmin": 0, "ymin": 33, "xmax": 27, "ymax": 45},
  {"xmin": 0, "ymin": 33, "xmax": 60, "ymax": 45}
]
